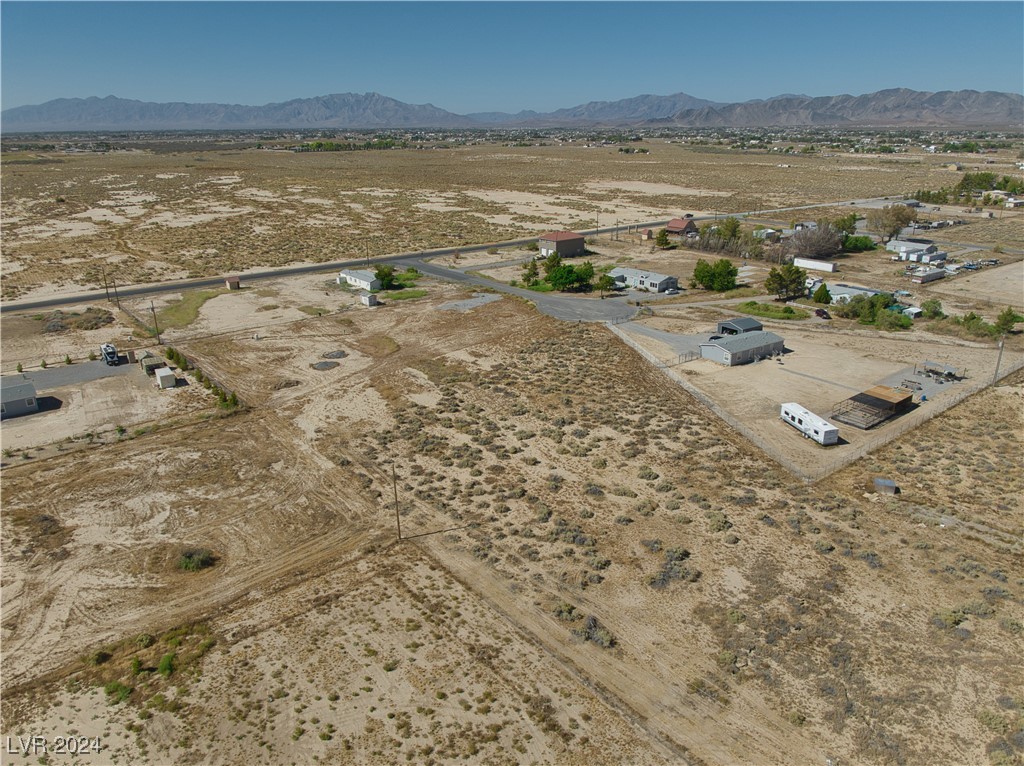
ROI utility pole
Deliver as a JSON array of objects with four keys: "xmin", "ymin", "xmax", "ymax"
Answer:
[
  {"xmin": 993, "ymin": 335, "xmax": 1006, "ymax": 385},
  {"xmin": 392, "ymin": 461, "xmax": 402, "ymax": 541},
  {"xmin": 111, "ymin": 276, "xmax": 121, "ymax": 309},
  {"xmin": 150, "ymin": 300, "xmax": 162, "ymax": 345},
  {"xmin": 365, "ymin": 241, "xmax": 370, "ymax": 268},
  {"xmin": 102, "ymin": 270, "xmax": 111, "ymax": 303}
]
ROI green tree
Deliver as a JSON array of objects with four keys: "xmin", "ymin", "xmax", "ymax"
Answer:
[
  {"xmin": 812, "ymin": 283, "xmax": 832, "ymax": 304},
  {"xmin": 994, "ymin": 306, "xmax": 1022, "ymax": 334},
  {"xmin": 690, "ymin": 259, "xmax": 713, "ymax": 289},
  {"xmin": 876, "ymin": 309, "xmax": 913, "ymax": 332},
  {"xmin": 374, "ymin": 265, "xmax": 396, "ymax": 290},
  {"xmin": 655, "ymin": 229, "xmax": 670, "ymax": 248},
  {"xmin": 692, "ymin": 259, "xmax": 738, "ymax": 291},
  {"xmin": 710, "ymin": 259, "xmax": 738, "ymax": 291},
  {"xmin": 717, "ymin": 217, "xmax": 742, "ymax": 240},
  {"xmin": 865, "ymin": 204, "xmax": 917, "ymax": 242},
  {"xmin": 765, "ymin": 264, "xmax": 807, "ymax": 300},
  {"xmin": 521, "ymin": 259, "xmax": 540, "ymax": 286},
  {"xmin": 575, "ymin": 261, "xmax": 595, "ymax": 287},
  {"xmin": 542, "ymin": 252, "xmax": 562, "ymax": 277},
  {"xmin": 597, "ymin": 273, "xmax": 617, "ymax": 297},
  {"xmin": 920, "ymin": 299, "xmax": 944, "ymax": 319},
  {"xmin": 546, "ymin": 264, "xmax": 578, "ymax": 292}
]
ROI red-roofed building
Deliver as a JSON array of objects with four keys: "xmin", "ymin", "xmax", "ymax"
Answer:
[
  {"xmin": 538, "ymin": 231, "xmax": 586, "ymax": 258},
  {"xmin": 665, "ymin": 218, "xmax": 699, "ymax": 239}
]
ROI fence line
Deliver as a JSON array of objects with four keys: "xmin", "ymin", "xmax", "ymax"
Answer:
[{"xmin": 606, "ymin": 322, "xmax": 1024, "ymax": 483}]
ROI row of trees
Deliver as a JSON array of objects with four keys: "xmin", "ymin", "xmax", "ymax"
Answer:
[{"xmin": 910, "ymin": 172, "xmax": 1024, "ymax": 206}]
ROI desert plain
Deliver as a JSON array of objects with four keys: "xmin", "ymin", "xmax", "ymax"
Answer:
[{"xmin": 1, "ymin": 137, "xmax": 1023, "ymax": 766}]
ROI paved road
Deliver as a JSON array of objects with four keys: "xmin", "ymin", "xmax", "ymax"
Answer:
[
  {"xmin": 2, "ymin": 198, "xmax": 901, "ymax": 316},
  {"xmin": 409, "ymin": 258, "xmax": 639, "ymax": 323}
]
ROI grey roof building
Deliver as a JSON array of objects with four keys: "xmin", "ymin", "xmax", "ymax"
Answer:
[
  {"xmin": 700, "ymin": 331, "xmax": 785, "ymax": 366},
  {"xmin": 1, "ymin": 379, "xmax": 39, "ymax": 420},
  {"xmin": 716, "ymin": 317, "xmax": 763, "ymax": 335}
]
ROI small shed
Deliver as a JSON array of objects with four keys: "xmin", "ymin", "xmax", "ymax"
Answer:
[
  {"xmin": 639, "ymin": 229, "xmax": 653, "ymax": 241},
  {"xmin": 139, "ymin": 352, "xmax": 166, "ymax": 376},
  {"xmin": 225, "ymin": 275, "xmax": 241, "ymax": 290},
  {"xmin": 716, "ymin": 317, "xmax": 763, "ymax": 335},
  {"xmin": 360, "ymin": 291, "xmax": 378, "ymax": 307},
  {"xmin": 1, "ymin": 379, "xmax": 39, "ymax": 419},
  {"xmin": 155, "ymin": 367, "xmax": 177, "ymax": 389}
]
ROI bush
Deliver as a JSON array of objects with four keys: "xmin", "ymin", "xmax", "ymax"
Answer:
[
  {"xmin": 572, "ymin": 615, "xmax": 616, "ymax": 648},
  {"xmin": 104, "ymin": 681, "xmax": 132, "ymax": 703},
  {"xmin": 178, "ymin": 548, "xmax": 215, "ymax": 572},
  {"xmin": 157, "ymin": 652, "xmax": 175, "ymax": 678}
]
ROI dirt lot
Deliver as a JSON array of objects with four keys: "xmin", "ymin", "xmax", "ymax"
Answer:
[
  {"xmin": 2, "ymin": 288, "xmax": 1021, "ymax": 766},
  {"xmin": 923, "ymin": 259, "xmax": 1024, "ymax": 311}
]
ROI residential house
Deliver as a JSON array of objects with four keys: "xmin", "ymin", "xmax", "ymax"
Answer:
[
  {"xmin": 338, "ymin": 269, "xmax": 381, "ymax": 291},
  {"xmin": 664, "ymin": 218, "xmax": 699, "ymax": 240},
  {"xmin": 1, "ymin": 379, "xmax": 39, "ymax": 419},
  {"xmin": 607, "ymin": 267, "xmax": 678, "ymax": 293}
]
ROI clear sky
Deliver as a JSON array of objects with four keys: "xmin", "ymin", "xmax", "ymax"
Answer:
[{"xmin": 2, "ymin": 1, "xmax": 1022, "ymax": 113}]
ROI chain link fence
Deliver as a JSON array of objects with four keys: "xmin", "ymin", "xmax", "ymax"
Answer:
[{"xmin": 607, "ymin": 322, "xmax": 1024, "ymax": 483}]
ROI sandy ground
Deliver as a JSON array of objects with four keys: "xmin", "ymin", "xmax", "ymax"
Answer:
[
  {"xmin": 922, "ymin": 259, "xmax": 1024, "ymax": 310},
  {"xmin": 2, "ymin": 146, "xmax": 1023, "ymax": 766}
]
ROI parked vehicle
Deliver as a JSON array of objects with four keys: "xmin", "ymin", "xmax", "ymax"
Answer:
[
  {"xmin": 780, "ymin": 403, "xmax": 839, "ymax": 446},
  {"xmin": 100, "ymin": 343, "xmax": 119, "ymax": 366},
  {"xmin": 814, "ymin": 309, "xmax": 831, "ymax": 319}
]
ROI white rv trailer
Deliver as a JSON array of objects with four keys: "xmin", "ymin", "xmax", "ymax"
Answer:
[{"xmin": 780, "ymin": 403, "xmax": 839, "ymax": 446}]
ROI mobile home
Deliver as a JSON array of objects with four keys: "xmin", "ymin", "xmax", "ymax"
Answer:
[{"xmin": 780, "ymin": 403, "xmax": 839, "ymax": 446}]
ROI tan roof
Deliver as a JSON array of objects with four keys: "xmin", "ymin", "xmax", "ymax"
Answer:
[{"xmin": 862, "ymin": 385, "xmax": 913, "ymax": 404}]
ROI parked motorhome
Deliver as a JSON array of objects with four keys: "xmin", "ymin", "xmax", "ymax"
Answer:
[{"xmin": 780, "ymin": 403, "xmax": 839, "ymax": 446}]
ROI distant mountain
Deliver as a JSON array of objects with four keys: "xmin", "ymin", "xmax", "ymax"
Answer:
[
  {"xmin": 653, "ymin": 89, "xmax": 1024, "ymax": 128},
  {"xmin": 3, "ymin": 88, "xmax": 1021, "ymax": 131},
  {"xmin": 0, "ymin": 93, "xmax": 471, "ymax": 131}
]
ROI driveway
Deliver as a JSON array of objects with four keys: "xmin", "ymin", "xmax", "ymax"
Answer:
[
  {"xmin": 406, "ymin": 258, "xmax": 639, "ymax": 323},
  {"xmin": 8, "ymin": 357, "xmax": 138, "ymax": 393}
]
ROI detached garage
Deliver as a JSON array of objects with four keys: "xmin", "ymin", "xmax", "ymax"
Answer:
[
  {"xmin": 716, "ymin": 317, "xmax": 763, "ymax": 335},
  {"xmin": 537, "ymin": 231, "xmax": 586, "ymax": 258},
  {"xmin": 700, "ymin": 331, "xmax": 784, "ymax": 366}
]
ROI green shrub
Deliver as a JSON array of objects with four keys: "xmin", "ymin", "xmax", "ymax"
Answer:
[
  {"xmin": 177, "ymin": 548, "xmax": 215, "ymax": 572},
  {"xmin": 157, "ymin": 652, "xmax": 175, "ymax": 678},
  {"xmin": 104, "ymin": 681, "xmax": 132, "ymax": 703}
]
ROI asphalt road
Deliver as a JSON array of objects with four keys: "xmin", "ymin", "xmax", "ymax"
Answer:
[{"xmin": 0, "ymin": 197, "xmax": 900, "ymax": 316}]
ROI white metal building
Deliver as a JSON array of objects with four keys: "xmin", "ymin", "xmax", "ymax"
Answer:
[
  {"xmin": 700, "ymin": 331, "xmax": 784, "ymax": 366},
  {"xmin": 793, "ymin": 257, "xmax": 838, "ymax": 273},
  {"xmin": 780, "ymin": 403, "xmax": 839, "ymax": 445},
  {"xmin": 337, "ymin": 269, "xmax": 381, "ymax": 291}
]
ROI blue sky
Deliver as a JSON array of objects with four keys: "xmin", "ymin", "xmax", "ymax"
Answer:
[{"xmin": 2, "ymin": 2, "xmax": 1022, "ymax": 112}]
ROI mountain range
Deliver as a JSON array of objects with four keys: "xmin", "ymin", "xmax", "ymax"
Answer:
[{"xmin": 2, "ymin": 88, "xmax": 1021, "ymax": 132}]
